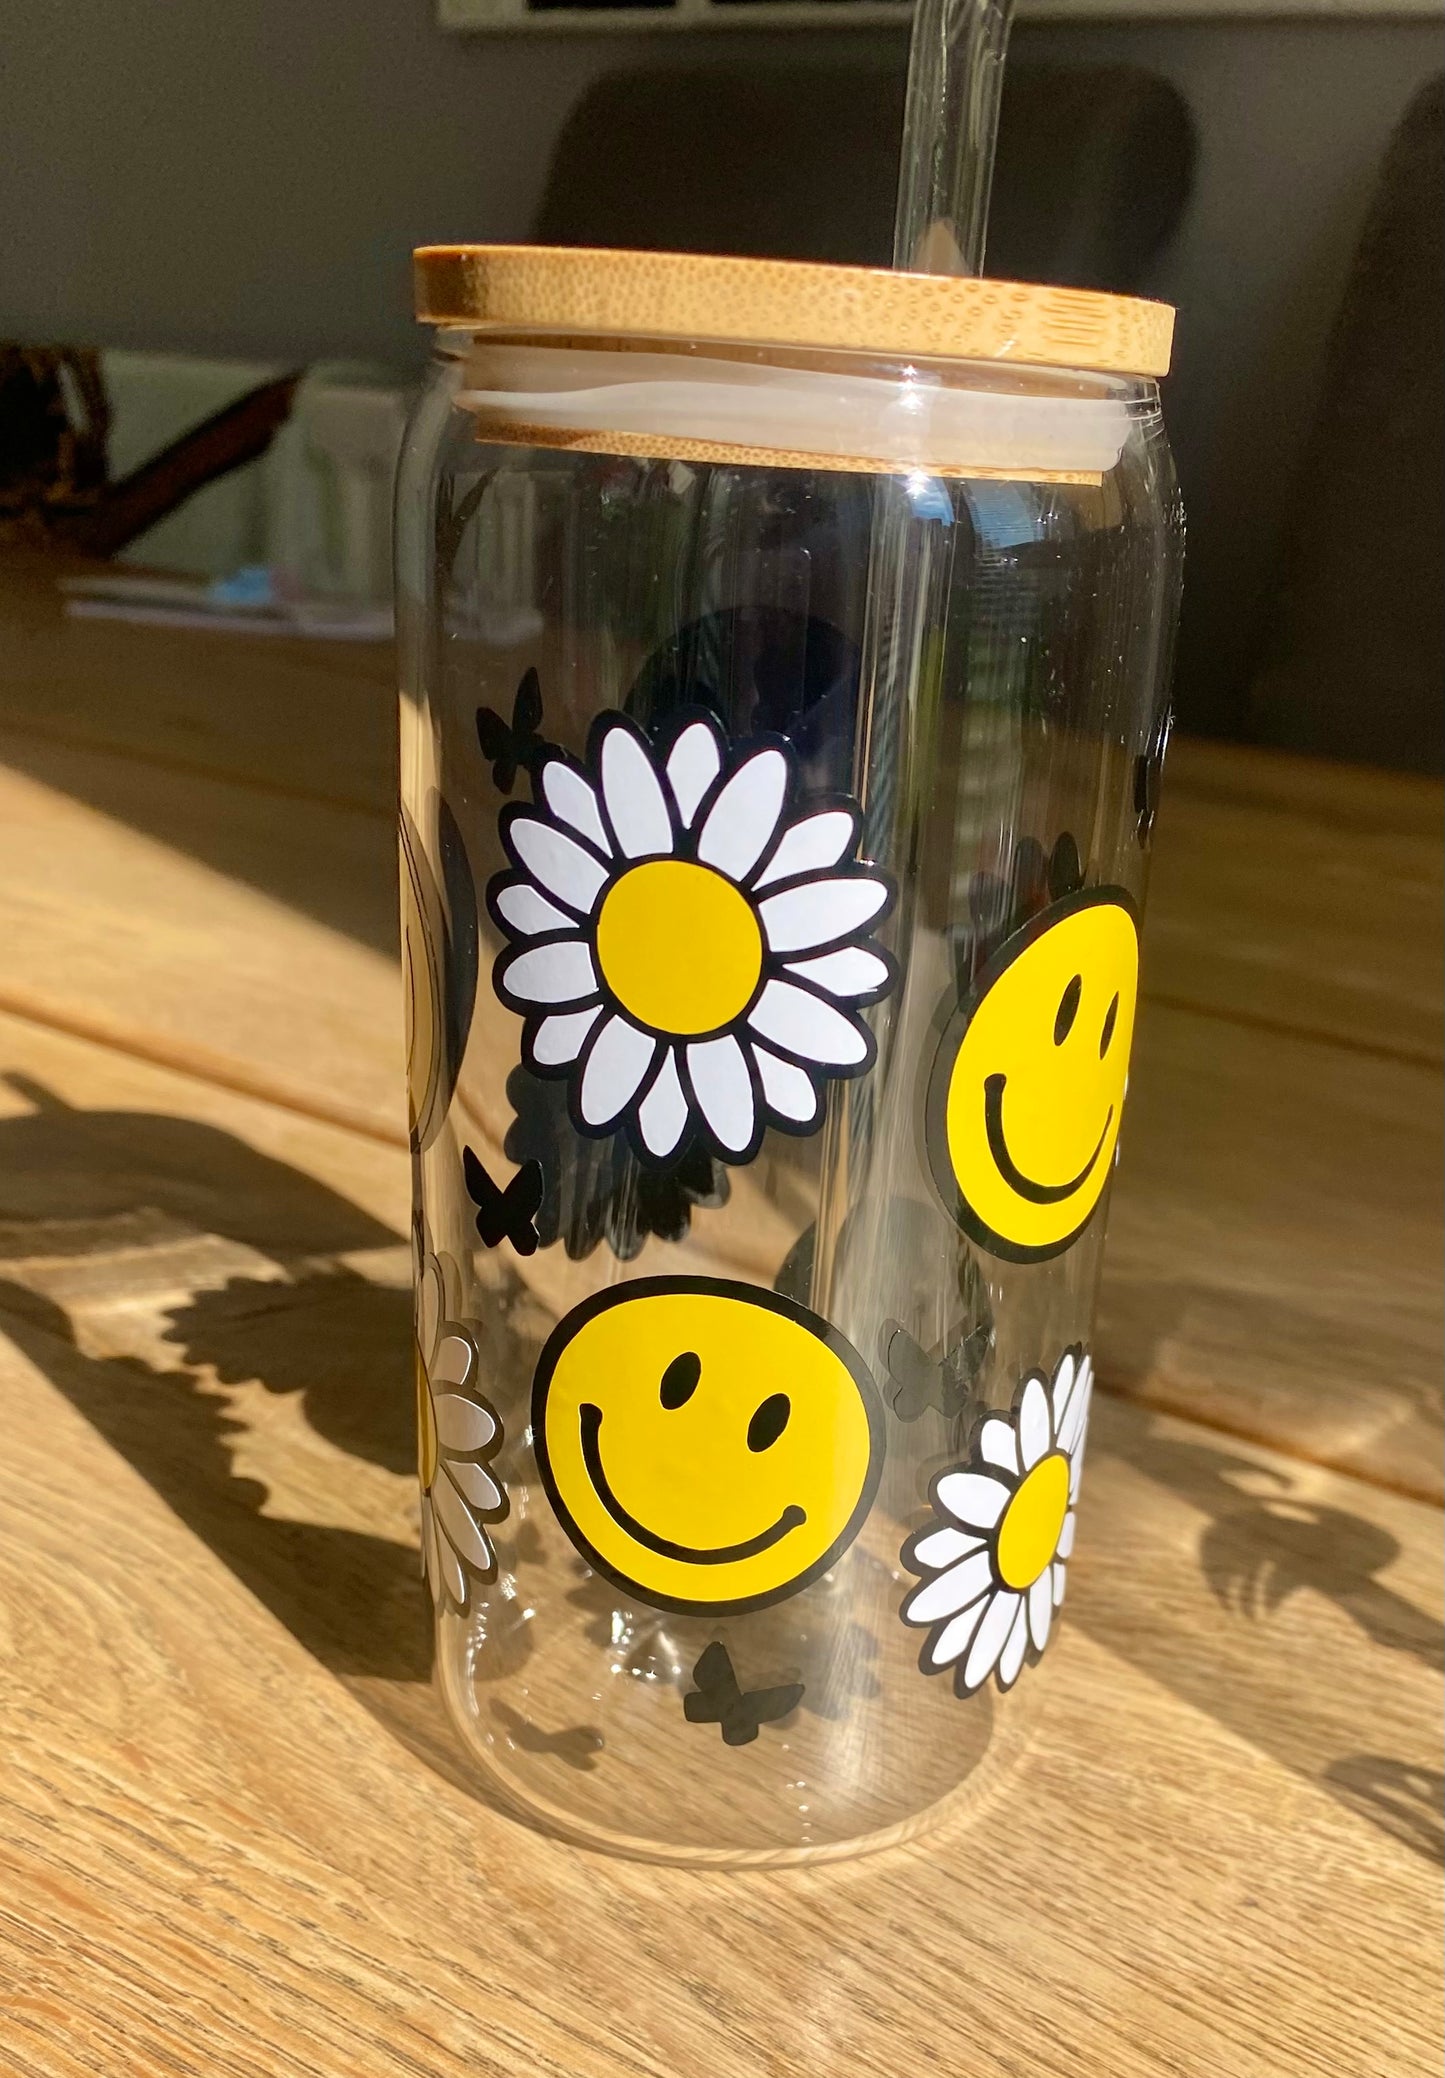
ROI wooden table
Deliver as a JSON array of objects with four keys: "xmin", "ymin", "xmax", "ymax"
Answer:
[{"xmin": 0, "ymin": 562, "xmax": 1440, "ymax": 2077}]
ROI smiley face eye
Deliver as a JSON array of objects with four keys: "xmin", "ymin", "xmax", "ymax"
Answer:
[
  {"xmin": 1054, "ymin": 974, "xmax": 1082, "ymax": 1045},
  {"xmin": 660, "ymin": 1352, "xmax": 702, "ymax": 1409},
  {"xmin": 1099, "ymin": 992, "xmax": 1120, "ymax": 1057},
  {"xmin": 747, "ymin": 1393, "xmax": 791, "ymax": 1452}
]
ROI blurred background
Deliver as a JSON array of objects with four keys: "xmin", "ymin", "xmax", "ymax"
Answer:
[{"xmin": 2, "ymin": 0, "xmax": 1441, "ymax": 765}]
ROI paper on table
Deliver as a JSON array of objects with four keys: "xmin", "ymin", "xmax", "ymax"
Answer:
[{"xmin": 59, "ymin": 572, "xmax": 392, "ymax": 642}]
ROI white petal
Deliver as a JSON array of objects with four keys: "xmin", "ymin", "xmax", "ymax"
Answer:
[
  {"xmin": 499, "ymin": 939, "xmax": 598, "ymax": 1008},
  {"xmin": 579, "ymin": 1015, "xmax": 657, "ymax": 1128},
  {"xmin": 508, "ymin": 819, "xmax": 609, "ymax": 914},
  {"xmin": 447, "ymin": 1458, "xmax": 504, "ymax": 1515},
  {"xmin": 1053, "ymin": 1560, "xmax": 1068, "ymax": 1608},
  {"xmin": 665, "ymin": 719, "xmax": 722, "ymax": 827},
  {"xmin": 752, "ymin": 1045, "xmax": 820, "ymax": 1127},
  {"xmin": 759, "ymin": 876, "xmax": 889, "ymax": 955},
  {"xmin": 631, "ymin": 1049, "xmax": 685, "ymax": 1158},
  {"xmin": 540, "ymin": 761, "xmax": 610, "ymax": 854},
  {"xmin": 755, "ymin": 809, "xmax": 857, "ymax": 889},
  {"xmin": 1051, "ymin": 1349, "xmax": 1078, "ymax": 1427},
  {"xmin": 1057, "ymin": 1509, "xmax": 1076, "ymax": 1559},
  {"xmin": 1028, "ymin": 1573, "xmax": 1054, "ymax": 1654},
  {"xmin": 934, "ymin": 1469, "xmax": 1011, "ymax": 1532},
  {"xmin": 783, "ymin": 946, "xmax": 891, "ymax": 1001},
  {"xmin": 926, "ymin": 1598, "xmax": 989, "ymax": 1672},
  {"xmin": 962, "ymin": 1589, "xmax": 1021, "ymax": 1693},
  {"xmin": 433, "ymin": 1475, "xmax": 495, "ymax": 1576},
  {"xmin": 696, "ymin": 748, "xmax": 788, "ymax": 882},
  {"xmin": 978, "ymin": 1416, "xmax": 1021, "ymax": 1477},
  {"xmin": 748, "ymin": 980, "xmax": 868, "ymax": 1068},
  {"xmin": 685, "ymin": 1034, "xmax": 757, "ymax": 1153},
  {"xmin": 600, "ymin": 724, "xmax": 673, "ymax": 860},
  {"xmin": 433, "ymin": 1393, "xmax": 496, "ymax": 1453},
  {"xmin": 533, "ymin": 1004, "xmax": 602, "ymax": 1067},
  {"xmin": 430, "ymin": 1331, "xmax": 473, "ymax": 1391},
  {"xmin": 904, "ymin": 1549, "xmax": 995, "ymax": 1626},
  {"xmin": 910, "ymin": 1525, "xmax": 984, "ymax": 1572},
  {"xmin": 997, "ymin": 1600, "xmax": 1031, "ymax": 1687},
  {"xmin": 1018, "ymin": 1375, "xmax": 1053, "ymax": 1470},
  {"xmin": 439, "ymin": 1531, "xmax": 469, "ymax": 1609},
  {"xmin": 493, "ymin": 881, "xmax": 575, "ymax": 939}
]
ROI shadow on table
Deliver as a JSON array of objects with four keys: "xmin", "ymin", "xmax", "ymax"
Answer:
[
  {"xmin": 0, "ymin": 1272, "xmax": 428, "ymax": 1688},
  {"xmin": 0, "ymin": 1074, "xmax": 504, "ymax": 1800},
  {"xmin": 1085, "ymin": 1396, "xmax": 1444, "ymax": 1865},
  {"xmin": 2, "ymin": 1076, "xmax": 1439, "ymax": 1854}
]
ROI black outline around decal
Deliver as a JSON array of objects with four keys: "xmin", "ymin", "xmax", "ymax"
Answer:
[
  {"xmin": 530, "ymin": 1273, "xmax": 888, "ymax": 1617},
  {"xmin": 682, "ymin": 1642, "xmax": 805, "ymax": 1747},
  {"xmin": 486, "ymin": 706, "xmax": 898, "ymax": 1174},
  {"xmin": 899, "ymin": 1345, "xmax": 1088, "ymax": 1699},
  {"xmin": 923, "ymin": 884, "xmax": 1140, "ymax": 1265}
]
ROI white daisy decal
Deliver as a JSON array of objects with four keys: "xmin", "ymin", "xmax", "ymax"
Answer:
[
  {"xmin": 487, "ymin": 709, "xmax": 896, "ymax": 1168},
  {"xmin": 901, "ymin": 1346, "xmax": 1093, "ymax": 1696},
  {"xmin": 415, "ymin": 1245, "xmax": 507, "ymax": 1612}
]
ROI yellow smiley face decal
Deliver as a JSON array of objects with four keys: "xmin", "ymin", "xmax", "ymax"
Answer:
[
  {"xmin": 927, "ymin": 887, "xmax": 1140, "ymax": 1263},
  {"xmin": 532, "ymin": 1277, "xmax": 885, "ymax": 1615}
]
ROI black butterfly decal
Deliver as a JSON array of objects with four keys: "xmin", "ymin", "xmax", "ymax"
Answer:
[
  {"xmin": 683, "ymin": 1643, "xmax": 804, "ymax": 1748},
  {"xmin": 882, "ymin": 1318, "xmax": 991, "ymax": 1423},
  {"xmin": 462, "ymin": 1147, "xmax": 545, "ymax": 1256},
  {"xmin": 477, "ymin": 666, "xmax": 547, "ymax": 793}
]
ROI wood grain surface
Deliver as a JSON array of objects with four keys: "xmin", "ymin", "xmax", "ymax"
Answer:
[
  {"xmin": 1, "ymin": 577, "xmax": 1438, "ymax": 1484},
  {"xmin": 0, "ymin": 1017, "xmax": 1439, "ymax": 2077},
  {"xmin": 411, "ymin": 244, "xmax": 1176, "ymax": 377},
  {"xmin": 0, "ymin": 563, "xmax": 1440, "ymax": 2075}
]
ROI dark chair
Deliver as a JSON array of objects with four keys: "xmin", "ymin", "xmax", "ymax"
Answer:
[
  {"xmin": 533, "ymin": 60, "xmax": 1195, "ymax": 293},
  {"xmin": 1248, "ymin": 74, "xmax": 1444, "ymax": 774}
]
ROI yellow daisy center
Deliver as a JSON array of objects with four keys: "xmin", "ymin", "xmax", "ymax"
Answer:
[
  {"xmin": 596, "ymin": 858, "xmax": 763, "ymax": 1036},
  {"xmin": 415, "ymin": 1341, "xmax": 438, "ymax": 1490},
  {"xmin": 995, "ymin": 1452, "xmax": 1070, "ymax": 1589}
]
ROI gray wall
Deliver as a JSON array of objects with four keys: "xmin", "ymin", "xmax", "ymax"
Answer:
[{"xmin": 2, "ymin": 3, "xmax": 1440, "ymax": 740}]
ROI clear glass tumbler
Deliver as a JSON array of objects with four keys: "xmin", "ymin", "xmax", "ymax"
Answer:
[{"xmin": 397, "ymin": 246, "xmax": 1182, "ymax": 1863}]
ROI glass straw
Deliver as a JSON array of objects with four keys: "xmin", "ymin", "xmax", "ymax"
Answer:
[
  {"xmin": 893, "ymin": 0, "xmax": 1017, "ymax": 276},
  {"xmin": 811, "ymin": 2, "xmax": 1017, "ymax": 1315}
]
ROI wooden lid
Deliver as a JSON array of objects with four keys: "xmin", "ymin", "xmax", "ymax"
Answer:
[{"xmin": 414, "ymin": 245, "xmax": 1174, "ymax": 379}]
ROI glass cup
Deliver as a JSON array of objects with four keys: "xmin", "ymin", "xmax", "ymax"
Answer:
[{"xmin": 397, "ymin": 247, "xmax": 1182, "ymax": 1863}]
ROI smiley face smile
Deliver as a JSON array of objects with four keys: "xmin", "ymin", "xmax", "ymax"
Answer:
[
  {"xmin": 579, "ymin": 1402, "xmax": 806, "ymax": 1565},
  {"xmin": 982, "ymin": 1074, "xmax": 1114, "ymax": 1205}
]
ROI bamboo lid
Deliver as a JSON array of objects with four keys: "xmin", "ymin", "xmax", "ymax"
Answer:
[{"xmin": 414, "ymin": 244, "xmax": 1173, "ymax": 379}]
